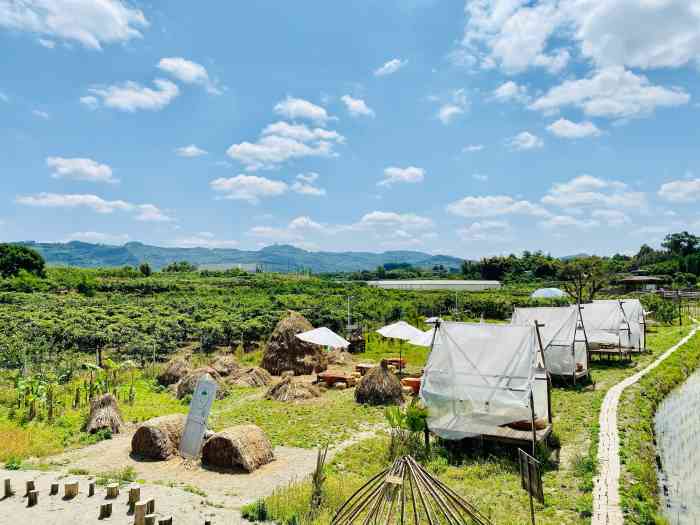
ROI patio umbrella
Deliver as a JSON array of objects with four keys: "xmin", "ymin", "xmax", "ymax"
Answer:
[
  {"xmin": 376, "ymin": 321, "xmax": 424, "ymax": 373},
  {"xmin": 296, "ymin": 327, "xmax": 350, "ymax": 349}
]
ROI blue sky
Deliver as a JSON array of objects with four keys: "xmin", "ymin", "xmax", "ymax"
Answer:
[{"xmin": 1, "ymin": 0, "xmax": 699, "ymax": 259}]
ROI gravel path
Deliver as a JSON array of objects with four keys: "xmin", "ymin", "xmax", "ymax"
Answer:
[{"xmin": 592, "ymin": 325, "xmax": 699, "ymax": 525}]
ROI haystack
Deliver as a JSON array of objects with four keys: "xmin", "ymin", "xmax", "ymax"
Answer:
[
  {"xmin": 202, "ymin": 425, "xmax": 274, "ymax": 473},
  {"xmin": 131, "ymin": 414, "xmax": 186, "ymax": 460},
  {"xmin": 355, "ymin": 360, "xmax": 403, "ymax": 406},
  {"xmin": 85, "ymin": 393, "xmax": 124, "ymax": 434},
  {"xmin": 157, "ymin": 358, "xmax": 190, "ymax": 387},
  {"xmin": 228, "ymin": 367, "xmax": 272, "ymax": 388},
  {"xmin": 176, "ymin": 368, "xmax": 225, "ymax": 399},
  {"xmin": 261, "ymin": 312, "xmax": 328, "ymax": 376},
  {"xmin": 265, "ymin": 376, "xmax": 321, "ymax": 402},
  {"xmin": 327, "ymin": 349, "xmax": 353, "ymax": 366},
  {"xmin": 211, "ymin": 355, "xmax": 240, "ymax": 377}
]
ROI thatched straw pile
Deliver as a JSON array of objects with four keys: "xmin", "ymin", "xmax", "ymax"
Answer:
[
  {"xmin": 131, "ymin": 414, "xmax": 186, "ymax": 460},
  {"xmin": 355, "ymin": 360, "xmax": 403, "ymax": 406},
  {"xmin": 265, "ymin": 376, "xmax": 321, "ymax": 402},
  {"xmin": 202, "ymin": 425, "xmax": 274, "ymax": 473},
  {"xmin": 176, "ymin": 368, "xmax": 225, "ymax": 400},
  {"xmin": 85, "ymin": 393, "xmax": 124, "ymax": 434},
  {"xmin": 327, "ymin": 349, "xmax": 353, "ymax": 366},
  {"xmin": 228, "ymin": 367, "xmax": 272, "ymax": 388},
  {"xmin": 157, "ymin": 358, "xmax": 190, "ymax": 387},
  {"xmin": 211, "ymin": 355, "xmax": 240, "ymax": 377},
  {"xmin": 261, "ymin": 312, "xmax": 328, "ymax": 376}
]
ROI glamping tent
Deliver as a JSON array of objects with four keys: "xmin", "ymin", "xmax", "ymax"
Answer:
[
  {"xmin": 594, "ymin": 299, "xmax": 646, "ymax": 351},
  {"xmin": 420, "ymin": 321, "xmax": 551, "ymax": 445},
  {"xmin": 511, "ymin": 306, "xmax": 589, "ymax": 382}
]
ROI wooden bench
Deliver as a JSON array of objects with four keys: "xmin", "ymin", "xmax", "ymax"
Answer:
[
  {"xmin": 318, "ymin": 371, "xmax": 356, "ymax": 387},
  {"xmin": 355, "ymin": 364, "xmax": 374, "ymax": 376}
]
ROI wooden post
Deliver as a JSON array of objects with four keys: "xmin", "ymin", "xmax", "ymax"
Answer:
[
  {"xmin": 423, "ymin": 420, "xmax": 431, "ymax": 455},
  {"xmin": 99, "ymin": 502, "xmax": 112, "ymax": 520},
  {"xmin": 25, "ymin": 480, "xmax": 35, "ymax": 497},
  {"xmin": 128, "ymin": 485, "xmax": 141, "ymax": 512},
  {"xmin": 106, "ymin": 483, "xmax": 119, "ymax": 499},
  {"xmin": 27, "ymin": 489, "xmax": 38, "ymax": 507},
  {"xmin": 89, "ymin": 481, "xmax": 96, "ymax": 497},
  {"xmin": 529, "ymin": 390, "xmax": 537, "ymax": 457},
  {"xmin": 3, "ymin": 478, "xmax": 12, "ymax": 499},
  {"xmin": 50, "ymin": 482, "xmax": 59, "ymax": 496},
  {"xmin": 145, "ymin": 515, "xmax": 156, "ymax": 525},
  {"xmin": 134, "ymin": 502, "xmax": 148, "ymax": 525},
  {"xmin": 527, "ymin": 460, "xmax": 536, "ymax": 525},
  {"xmin": 158, "ymin": 518, "xmax": 173, "ymax": 525},
  {"xmin": 145, "ymin": 497, "xmax": 155, "ymax": 515},
  {"xmin": 64, "ymin": 481, "xmax": 79, "ymax": 499}
]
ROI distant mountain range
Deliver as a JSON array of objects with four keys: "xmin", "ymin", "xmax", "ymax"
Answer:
[{"xmin": 17, "ymin": 241, "xmax": 465, "ymax": 273}]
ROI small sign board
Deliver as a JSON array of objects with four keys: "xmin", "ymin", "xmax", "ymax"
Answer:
[
  {"xmin": 518, "ymin": 448, "xmax": 544, "ymax": 504},
  {"xmin": 179, "ymin": 374, "xmax": 217, "ymax": 458}
]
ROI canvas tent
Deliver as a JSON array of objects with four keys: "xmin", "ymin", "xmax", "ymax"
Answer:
[
  {"xmin": 420, "ymin": 321, "xmax": 551, "ymax": 443},
  {"xmin": 594, "ymin": 299, "xmax": 646, "ymax": 351},
  {"xmin": 511, "ymin": 306, "xmax": 589, "ymax": 381},
  {"xmin": 579, "ymin": 300, "xmax": 627, "ymax": 349}
]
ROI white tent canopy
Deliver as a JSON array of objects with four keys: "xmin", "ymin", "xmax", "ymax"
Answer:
[
  {"xmin": 296, "ymin": 327, "xmax": 350, "ymax": 349},
  {"xmin": 408, "ymin": 328, "xmax": 436, "ymax": 347},
  {"xmin": 376, "ymin": 321, "xmax": 424, "ymax": 341},
  {"xmin": 420, "ymin": 321, "xmax": 549, "ymax": 440},
  {"xmin": 580, "ymin": 301, "xmax": 626, "ymax": 348},
  {"xmin": 594, "ymin": 299, "xmax": 645, "ymax": 351},
  {"xmin": 511, "ymin": 306, "xmax": 588, "ymax": 378}
]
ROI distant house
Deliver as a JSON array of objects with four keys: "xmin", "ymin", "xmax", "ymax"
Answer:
[
  {"xmin": 366, "ymin": 280, "xmax": 501, "ymax": 291},
  {"xmin": 616, "ymin": 275, "xmax": 666, "ymax": 292}
]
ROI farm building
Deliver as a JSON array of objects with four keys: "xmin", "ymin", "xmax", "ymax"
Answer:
[
  {"xmin": 366, "ymin": 279, "xmax": 501, "ymax": 291},
  {"xmin": 616, "ymin": 275, "xmax": 666, "ymax": 292}
]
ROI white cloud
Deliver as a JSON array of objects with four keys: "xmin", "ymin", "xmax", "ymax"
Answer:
[
  {"xmin": 542, "ymin": 174, "xmax": 646, "ymax": 209},
  {"xmin": 458, "ymin": 220, "xmax": 512, "ymax": 241},
  {"xmin": 0, "ymin": 91, "xmax": 8, "ymax": 102},
  {"xmin": 463, "ymin": 144, "xmax": 484, "ymax": 152},
  {"xmin": 16, "ymin": 192, "xmax": 132, "ymax": 213},
  {"xmin": 447, "ymin": 195, "xmax": 550, "ymax": 218},
  {"xmin": 546, "ymin": 118, "xmax": 601, "ymax": 139},
  {"xmin": 355, "ymin": 211, "xmax": 433, "ymax": 231},
  {"xmin": 175, "ymin": 144, "xmax": 207, "ymax": 157},
  {"xmin": 378, "ymin": 166, "xmax": 425, "ymax": 187},
  {"xmin": 291, "ymin": 173, "xmax": 325, "ymax": 196},
  {"xmin": 530, "ymin": 67, "xmax": 690, "ymax": 119},
  {"xmin": 289, "ymin": 216, "xmax": 325, "ymax": 231},
  {"xmin": 436, "ymin": 89, "xmax": 469, "ymax": 125},
  {"xmin": 374, "ymin": 58, "xmax": 408, "ymax": 76},
  {"xmin": 472, "ymin": 173, "xmax": 488, "ymax": 182},
  {"xmin": 79, "ymin": 95, "xmax": 99, "ymax": 110},
  {"xmin": 492, "ymin": 81, "xmax": 529, "ymax": 103},
  {"xmin": 508, "ymin": 131, "xmax": 543, "ymax": 151},
  {"xmin": 67, "ymin": 231, "xmax": 129, "ymax": 244},
  {"xmin": 37, "ymin": 38, "xmax": 54, "ymax": 48},
  {"xmin": 0, "ymin": 0, "xmax": 148, "ymax": 50},
  {"xmin": 591, "ymin": 209, "xmax": 631, "ymax": 226},
  {"xmin": 273, "ymin": 97, "xmax": 330, "ymax": 125},
  {"xmin": 135, "ymin": 204, "xmax": 173, "ymax": 222},
  {"xmin": 210, "ymin": 175, "xmax": 288, "ymax": 204},
  {"xmin": 32, "ymin": 109, "xmax": 49, "ymax": 119},
  {"xmin": 47, "ymin": 156, "xmax": 117, "ymax": 183},
  {"xmin": 85, "ymin": 78, "xmax": 179, "ymax": 112},
  {"xmin": 539, "ymin": 215, "xmax": 599, "ymax": 229},
  {"xmin": 157, "ymin": 57, "xmax": 220, "ymax": 94},
  {"xmin": 340, "ymin": 95, "xmax": 375, "ymax": 117},
  {"xmin": 658, "ymin": 178, "xmax": 700, "ymax": 203},
  {"xmin": 228, "ymin": 121, "xmax": 344, "ymax": 171}
]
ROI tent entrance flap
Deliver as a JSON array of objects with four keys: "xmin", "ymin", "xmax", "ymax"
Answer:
[{"xmin": 421, "ymin": 321, "xmax": 547, "ymax": 440}]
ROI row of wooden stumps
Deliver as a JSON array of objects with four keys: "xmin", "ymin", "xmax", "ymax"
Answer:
[{"xmin": 2, "ymin": 477, "xmax": 182, "ymax": 524}]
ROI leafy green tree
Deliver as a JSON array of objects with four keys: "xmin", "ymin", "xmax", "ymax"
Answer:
[
  {"xmin": 139, "ymin": 262, "xmax": 152, "ymax": 277},
  {"xmin": 163, "ymin": 261, "xmax": 197, "ymax": 273},
  {"xmin": 0, "ymin": 244, "xmax": 46, "ymax": 278},
  {"xmin": 662, "ymin": 231, "xmax": 700, "ymax": 257},
  {"xmin": 558, "ymin": 256, "xmax": 609, "ymax": 303}
]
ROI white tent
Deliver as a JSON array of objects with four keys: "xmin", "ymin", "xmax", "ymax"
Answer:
[
  {"xmin": 408, "ymin": 328, "xmax": 436, "ymax": 347},
  {"xmin": 580, "ymin": 301, "xmax": 627, "ymax": 349},
  {"xmin": 296, "ymin": 327, "xmax": 350, "ymax": 349},
  {"xmin": 511, "ymin": 306, "xmax": 589, "ymax": 380},
  {"xmin": 376, "ymin": 321, "xmax": 424, "ymax": 341},
  {"xmin": 594, "ymin": 299, "xmax": 646, "ymax": 351},
  {"xmin": 420, "ymin": 321, "xmax": 550, "ymax": 440}
]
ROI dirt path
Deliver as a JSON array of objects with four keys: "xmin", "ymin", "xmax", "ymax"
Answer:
[
  {"xmin": 592, "ymin": 325, "xmax": 699, "ymax": 525},
  {"xmin": 2, "ymin": 426, "xmax": 381, "ymax": 524}
]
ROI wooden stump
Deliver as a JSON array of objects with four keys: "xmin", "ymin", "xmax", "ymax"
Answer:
[
  {"xmin": 3, "ymin": 478, "xmax": 13, "ymax": 499},
  {"xmin": 50, "ymin": 482, "xmax": 59, "ymax": 496},
  {"xmin": 145, "ymin": 515, "xmax": 156, "ymax": 525},
  {"xmin": 99, "ymin": 502, "xmax": 112, "ymax": 520},
  {"xmin": 89, "ymin": 481, "xmax": 96, "ymax": 497},
  {"xmin": 106, "ymin": 483, "xmax": 119, "ymax": 499},
  {"xmin": 145, "ymin": 497, "xmax": 155, "ymax": 514},
  {"xmin": 134, "ymin": 502, "xmax": 147, "ymax": 525},
  {"xmin": 128, "ymin": 485, "xmax": 141, "ymax": 511},
  {"xmin": 27, "ymin": 489, "xmax": 38, "ymax": 507},
  {"xmin": 64, "ymin": 481, "xmax": 79, "ymax": 499},
  {"xmin": 25, "ymin": 480, "xmax": 35, "ymax": 497},
  {"xmin": 158, "ymin": 517, "xmax": 173, "ymax": 525}
]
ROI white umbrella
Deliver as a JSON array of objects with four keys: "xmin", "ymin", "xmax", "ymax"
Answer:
[
  {"xmin": 296, "ymin": 327, "xmax": 350, "ymax": 349},
  {"xmin": 376, "ymin": 321, "xmax": 424, "ymax": 341}
]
